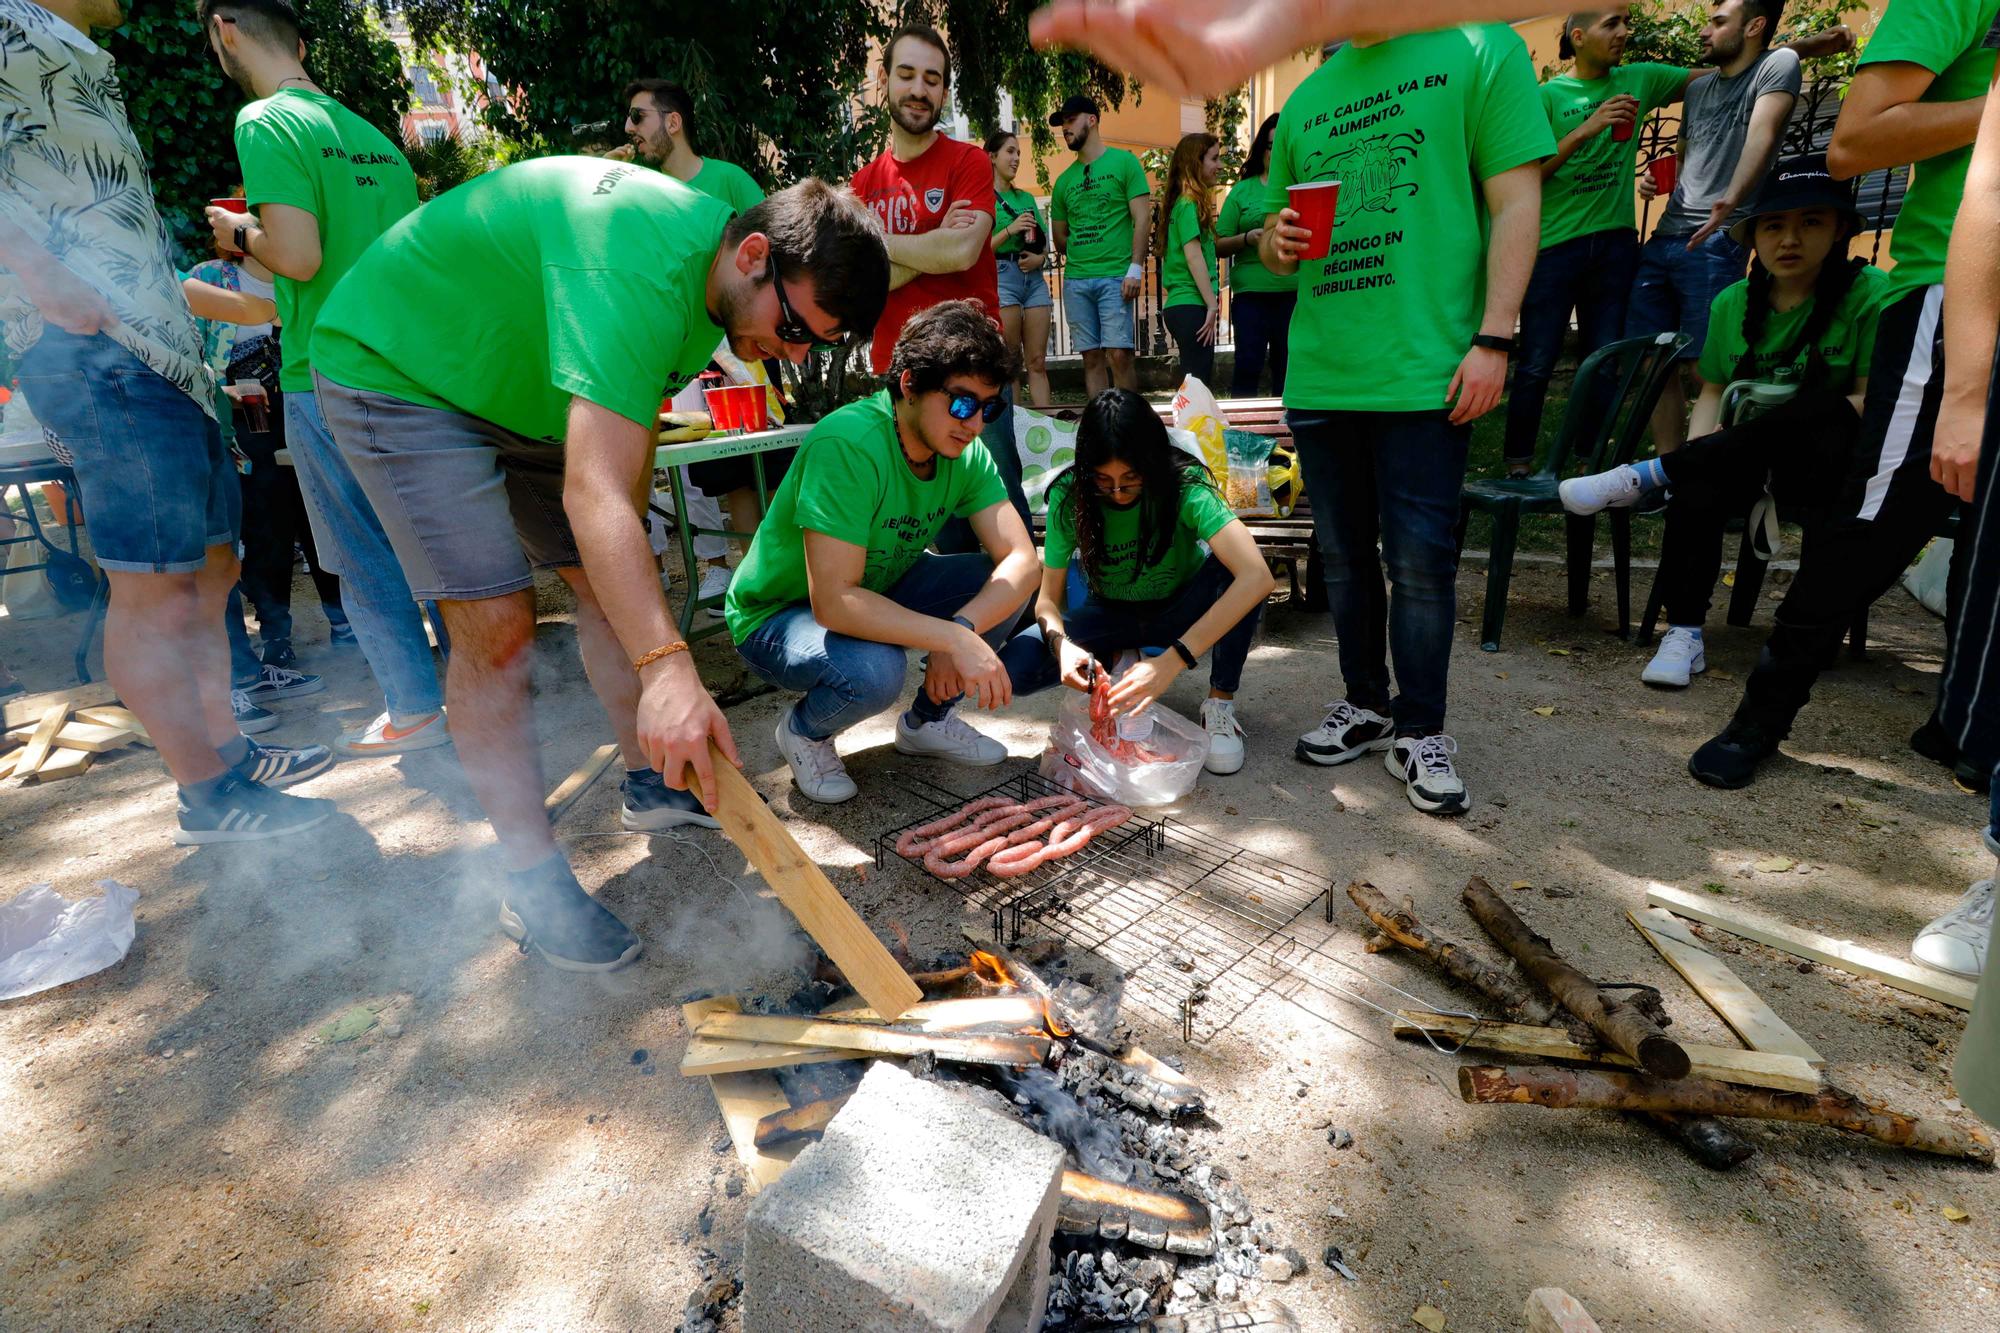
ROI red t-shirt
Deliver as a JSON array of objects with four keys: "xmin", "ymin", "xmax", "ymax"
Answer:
[{"xmin": 850, "ymin": 135, "xmax": 1000, "ymax": 375}]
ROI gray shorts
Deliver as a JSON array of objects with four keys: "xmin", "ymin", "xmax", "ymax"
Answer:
[{"xmin": 314, "ymin": 373, "xmax": 580, "ymax": 601}]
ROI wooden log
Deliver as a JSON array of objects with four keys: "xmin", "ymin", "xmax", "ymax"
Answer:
[
  {"xmin": 688, "ymin": 742, "xmax": 922, "ymax": 1022},
  {"xmin": 753, "ymin": 1094, "xmax": 850, "ymax": 1150},
  {"xmin": 1463, "ymin": 876, "xmax": 1691, "ymax": 1079},
  {"xmin": 694, "ymin": 1011, "xmax": 1051, "ymax": 1068},
  {"xmin": 1057, "ymin": 1170, "xmax": 1216, "ymax": 1256},
  {"xmin": 1113, "ymin": 1046, "xmax": 1205, "ymax": 1116},
  {"xmin": 7, "ymin": 702, "xmax": 70, "ymax": 783},
  {"xmin": 1, "ymin": 682, "xmax": 114, "ymax": 730},
  {"xmin": 1392, "ymin": 1010, "xmax": 1820, "ymax": 1093},
  {"xmin": 1346, "ymin": 880, "xmax": 1568, "ymax": 1030},
  {"xmin": 5, "ymin": 720, "xmax": 135, "ymax": 753},
  {"xmin": 1628, "ymin": 908, "xmax": 1824, "ymax": 1064},
  {"xmin": 74, "ymin": 705, "xmax": 153, "ymax": 746},
  {"xmin": 544, "ymin": 741, "xmax": 618, "ymax": 822},
  {"xmin": 1458, "ymin": 1065, "xmax": 1995, "ymax": 1163},
  {"xmin": 1646, "ymin": 884, "xmax": 1976, "ymax": 1010},
  {"xmin": 1524, "ymin": 1287, "xmax": 1603, "ymax": 1333}
]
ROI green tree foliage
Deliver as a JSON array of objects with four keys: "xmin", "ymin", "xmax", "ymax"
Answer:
[
  {"xmin": 1623, "ymin": 0, "xmax": 1866, "ymax": 84},
  {"xmin": 401, "ymin": 127, "xmax": 492, "ymax": 199},
  {"xmin": 103, "ymin": 2, "xmax": 407, "ymax": 263}
]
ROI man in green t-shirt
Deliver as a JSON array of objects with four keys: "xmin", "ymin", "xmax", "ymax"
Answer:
[
  {"xmin": 1048, "ymin": 95, "xmax": 1153, "ymax": 397},
  {"xmin": 1261, "ymin": 23, "xmax": 1554, "ymax": 818},
  {"xmin": 310, "ymin": 163, "xmax": 889, "ymax": 972},
  {"xmin": 201, "ymin": 0, "xmax": 447, "ymax": 761},
  {"xmin": 1688, "ymin": 0, "xmax": 2000, "ymax": 792},
  {"xmin": 727, "ymin": 302, "xmax": 1053, "ymax": 806}
]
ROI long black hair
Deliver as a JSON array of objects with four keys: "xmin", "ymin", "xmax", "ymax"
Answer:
[
  {"xmin": 1732, "ymin": 244, "xmax": 1868, "ymax": 391},
  {"xmin": 1060, "ymin": 389, "xmax": 1216, "ymax": 595},
  {"xmin": 1242, "ymin": 114, "xmax": 1280, "ymax": 183}
]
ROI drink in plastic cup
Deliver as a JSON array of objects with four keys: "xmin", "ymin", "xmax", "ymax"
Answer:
[
  {"xmin": 210, "ymin": 197, "xmax": 249, "ymax": 256},
  {"xmin": 1611, "ymin": 117, "xmax": 1634, "ymax": 143},
  {"xmin": 703, "ymin": 386, "xmax": 741, "ymax": 432},
  {"xmin": 1285, "ymin": 181, "xmax": 1341, "ymax": 263},
  {"xmin": 736, "ymin": 384, "xmax": 770, "ymax": 432},
  {"xmin": 1647, "ymin": 154, "xmax": 1677, "ymax": 196}
]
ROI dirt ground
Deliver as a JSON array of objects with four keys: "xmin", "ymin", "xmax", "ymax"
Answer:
[{"xmin": 2, "ymin": 554, "xmax": 1994, "ymax": 1333}]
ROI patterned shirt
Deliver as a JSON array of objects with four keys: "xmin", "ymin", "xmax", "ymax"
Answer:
[{"xmin": 0, "ymin": 1, "xmax": 215, "ymax": 420}]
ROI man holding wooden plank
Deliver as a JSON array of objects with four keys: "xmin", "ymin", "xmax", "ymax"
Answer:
[{"xmin": 312, "ymin": 162, "xmax": 890, "ymax": 971}]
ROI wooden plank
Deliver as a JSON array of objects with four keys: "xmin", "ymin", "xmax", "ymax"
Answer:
[
  {"xmin": 33, "ymin": 747, "xmax": 91, "ymax": 782},
  {"xmin": 0, "ymin": 749, "xmax": 21, "ymax": 780},
  {"xmin": 1525, "ymin": 1288, "xmax": 1604, "ymax": 1333},
  {"xmin": 1629, "ymin": 908, "xmax": 1825, "ymax": 1065},
  {"xmin": 813, "ymin": 995, "xmax": 1044, "ymax": 1031},
  {"xmin": 1393, "ymin": 1010, "xmax": 1822, "ymax": 1094},
  {"xmin": 74, "ymin": 706, "xmax": 153, "ymax": 747},
  {"xmin": 1, "ymin": 682, "xmax": 115, "ymax": 731},
  {"xmin": 544, "ymin": 741, "xmax": 619, "ymax": 823},
  {"xmin": 1647, "ymin": 884, "xmax": 1976, "ymax": 1010},
  {"xmin": 8, "ymin": 702, "xmax": 70, "ymax": 781},
  {"xmin": 689, "ymin": 742, "xmax": 921, "ymax": 1022},
  {"xmin": 681, "ymin": 995, "xmax": 1047, "ymax": 1075},
  {"xmin": 754, "ymin": 1094, "xmax": 850, "ymax": 1150},
  {"xmin": 680, "ymin": 999, "xmax": 803, "ymax": 1194},
  {"xmin": 694, "ymin": 1011, "xmax": 1050, "ymax": 1067},
  {"xmin": 6, "ymin": 720, "xmax": 136, "ymax": 753}
]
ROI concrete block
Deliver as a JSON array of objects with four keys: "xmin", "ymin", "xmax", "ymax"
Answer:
[{"xmin": 744, "ymin": 1062, "xmax": 1066, "ymax": 1333}]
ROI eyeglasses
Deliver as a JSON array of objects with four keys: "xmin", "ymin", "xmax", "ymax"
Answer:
[
  {"xmin": 1088, "ymin": 474, "xmax": 1143, "ymax": 495},
  {"xmin": 946, "ymin": 391, "xmax": 1007, "ymax": 424},
  {"xmin": 625, "ymin": 107, "xmax": 654, "ymax": 125},
  {"xmin": 769, "ymin": 259, "xmax": 846, "ymax": 348}
]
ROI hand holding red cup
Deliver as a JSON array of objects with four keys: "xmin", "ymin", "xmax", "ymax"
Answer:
[
  {"xmin": 206, "ymin": 197, "xmax": 251, "ymax": 257},
  {"xmin": 1282, "ymin": 180, "xmax": 1342, "ymax": 264}
]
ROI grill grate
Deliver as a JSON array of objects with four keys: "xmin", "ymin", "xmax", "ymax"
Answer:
[{"xmin": 873, "ymin": 770, "xmax": 1336, "ymax": 1043}]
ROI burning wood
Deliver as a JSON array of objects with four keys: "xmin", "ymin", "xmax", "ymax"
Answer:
[
  {"xmin": 1125, "ymin": 1300, "xmax": 1302, "ymax": 1333},
  {"xmin": 693, "ymin": 1011, "xmax": 1052, "ymax": 1068},
  {"xmin": 1058, "ymin": 1170, "xmax": 1216, "ymax": 1256},
  {"xmin": 753, "ymin": 1094, "xmax": 849, "ymax": 1151},
  {"xmin": 972, "ymin": 945, "xmax": 1122, "ymax": 1047},
  {"xmin": 816, "ymin": 995, "xmax": 1047, "ymax": 1033},
  {"xmin": 1110, "ymin": 1046, "xmax": 1205, "ymax": 1117}
]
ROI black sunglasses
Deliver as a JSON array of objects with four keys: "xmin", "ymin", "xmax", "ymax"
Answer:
[
  {"xmin": 946, "ymin": 390, "xmax": 1007, "ymax": 424},
  {"xmin": 769, "ymin": 259, "xmax": 846, "ymax": 348}
]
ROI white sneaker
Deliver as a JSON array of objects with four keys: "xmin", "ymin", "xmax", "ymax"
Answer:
[
  {"xmin": 333, "ymin": 709, "xmax": 452, "ymax": 756},
  {"xmin": 1642, "ymin": 627, "xmax": 1707, "ymax": 688},
  {"xmin": 1912, "ymin": 879, "xmax": 1994, "ymax": 979},
  {"xmin": 776, "ymin": 712, "xmax": 857, "ymax": 804},
  {"xmin": 1201, "ymin": 698, "xmax": 1246, "ymax": 775},
  {"xmin": 1559, "ymin": 464, "xmax": 1646, "ymax": 515},
  {"xmin": 1386, "ymin": 733, "xmax": 1469, "ymax": 815},
  {"xmin": 895, "ymin": 706, "xmax": 1007, "ymax": 766},
  {"xmin": 697, "ymin": 563, "xmax": 732, "ymax": 621},
  {"xmin": 1295, "ymin": 700, "xmax": 1393, "ymax": 766}
]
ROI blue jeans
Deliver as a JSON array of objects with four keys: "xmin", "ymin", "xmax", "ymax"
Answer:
[
  {"xmin": 1065, "ymin": 555, "xmax": 1261, "ymax": 694},
  {"xmin": 1063, "ymin": 276, "xmax": 1136, "ymax": 352},
  {"xmin": 1231, "ymin": 290, "xmax": 1295, "ymax": 399},
  {"xmin": 1505, "ymin": 229, "xmax": 1640, "ymax": 465},
  {"xmin": 735, "ymin": 553, "xmax": 1054, "ymax": 741},
  {"xmin": 1625, "ymin": 231, "xmax": 1748, "ymax": 362},
  {"xmin": 284, "ymin": 390, "xmax": 445, "ymax": 715},
  {"xmin": 1289, "ymin": 410, "xmax": 1470, "ymax": 735}
]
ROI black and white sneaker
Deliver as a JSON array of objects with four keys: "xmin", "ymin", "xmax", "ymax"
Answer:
[
  {"xmin": 231, "ymin": 738, "xmax": 334, "ymax": 790},
  {"xmin": 1295, "ymin": 700, "xmax": 1394, "ymax": 766},
  {"xmin": 260, "ymin": 638, "xmax": 297, "ymax": 669},
  {"xmin": 231, "ymin": 689, "xmax": 280, "ymax": 736},
  {"xmin": 621, "ymin": 769, "xmax": 720, "ymax": 831},
  {"xmin": 1385, "ymin": 733, "xmax": 1470, "ymax": 815},
  {"xmin": 172, "ymin": 772, "xmax": 335, "ymax": 845},
  {"xmin": 237, "ymin": 664, "xmax": 326, "ymax": 702},
  {"xmin": 498, "ymin": 867, "xmax": 642, "ymax": 973}
]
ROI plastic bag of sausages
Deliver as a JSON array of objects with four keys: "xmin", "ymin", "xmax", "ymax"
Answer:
[{"xmin": 1038, "ymin": 686, "xmax": 1209, "ymax": 807}]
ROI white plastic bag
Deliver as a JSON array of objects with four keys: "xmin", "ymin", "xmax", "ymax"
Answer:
[
  {"xmin": 0, "ymin": 880, "xmax": 139, "ymax": 1000},
  {"xmin": 1170, "ymin": 376, "xmax": 1230, "ymax": 483},
  {"xmin": 1038, "ymin": 688, "xmax": 1209, "ymax": 806},
  {"xmin": 1903, "ymin": 537, "xmax": 1953, "ymax": 619}
]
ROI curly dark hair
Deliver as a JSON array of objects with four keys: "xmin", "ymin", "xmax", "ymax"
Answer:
[
  {"xmin": 885, "ymin": 300, "xmax": 1017, "ymax": 396},
  {"xmin": 1242, "ymin": 114, "xmax": 1280, "ymax": 183},
  {"xmin": 1059, "ymin": 388, "xmax": 1215, "ymax": 596},
  {"xmin": 725, "ymin": 180, "xmax": 890, "ymax": 346}
]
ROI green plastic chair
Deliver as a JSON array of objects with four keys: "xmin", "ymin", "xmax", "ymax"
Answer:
[{"xmin": 1457, "ymin": 331, "xmax": 1690, "ymax": 651}]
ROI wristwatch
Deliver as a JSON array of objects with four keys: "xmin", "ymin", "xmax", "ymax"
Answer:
[
  {"xmin": 951, "ymin": 614, "xmax": 976, "ymax": 633},
  {"xmin": 233, "ymin": 223, "xmax": 253, "ymax": 257},
  {"xmin": 1471, "ymin": 333, "xmax": 1517, "ymax": 356}
]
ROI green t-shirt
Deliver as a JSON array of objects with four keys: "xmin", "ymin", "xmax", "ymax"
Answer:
[
  {"xmin": 313, "ymin": 157, "xmax": 728, "ymax": 444},
  {"xmin": 1051, "ymin": 146, "xmax": 1151, "ymax": 279},
  {"xmin": 992, "ymin": 186, "xmax": 1045, "ymax": 257},
  {"xmin": 1160, "ymin": 196, "xmax": 1219, "ymax": 309},
  {"xmin": 1043, "ymin": 468, "xmax": 1235, "ymax": 602},
  {"xmin": 685, "ymin": 157, "xmax": 766, "ymax": 214},
  {"xmin": 1696, "ymin": 265, "xmax": 1891, "ymax": 391},
  {"xmin": 1538, "ymin": 62, "xmax": 1688, "ymax": 250},
  {"xmin": 1218, "ymin": 176, "xmax": 1295, "ymax": 294},
  {"xmin": 1859, "ymin": 0, "xmax": 2000, "ymax": 297},
  {"xmin": 724, "ymin": 391, "xmax": 1009, "ymax": 637},
  {"xmin": 1266, "ymin": 26, "xmax": 1555, "ymax": 412},
  {"xmin": 233, "ymin": 89, "xmax": 419, "ymax": 393}
]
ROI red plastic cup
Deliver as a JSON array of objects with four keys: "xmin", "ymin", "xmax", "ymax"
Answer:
[
  {"xmin": 1285, "ymin": 181, "xmax": 1341, "ymax": 263},
  {"xmin": 736, "ymin": 384, "xmax": 770, "ymax": 432},
  {"xmin": 1612, "ymin": 118, "xmax": 1634, "ymax": 143},
  {"xmin": 1647, "ymin": 154, "xmax": 1678, "ymax": 196},
  {"xmin": 210, "ymin": 197, "xmax": 249, "ymax": 256},
  {"xmin": 704, "ymin": 386, "xmax": 742, "ymax": 432}
]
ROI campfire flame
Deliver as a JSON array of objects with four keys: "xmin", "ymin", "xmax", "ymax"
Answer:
[{"xmin": 970, "ymin": 951, "xmax": 1072, "ymax": 1039}]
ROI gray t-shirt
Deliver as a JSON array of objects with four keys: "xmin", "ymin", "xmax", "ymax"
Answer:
[{"xmin": 1656, "ymin": 48, "xmax": 1802, "ymax": 237}]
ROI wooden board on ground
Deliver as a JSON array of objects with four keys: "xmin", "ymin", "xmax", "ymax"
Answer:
[
  {"xmin": 74, "ymin": 706, "xmax": 153, "ymax": 746},
  {"xmin": 681, "ymin": 999, "xmax": 804, "ymax": 1194},
  {"xmin": 7, "ymin": 702, "xmax": 70, "ymax": 782},
  {"xmin": 1629, "ymin": 908, "xmax": 1825, "ymax": 1065},
  {"xmin": 6, "ymin": 720, "xmax": 136, "ymax": 753},
  {"xmin": 544, "ymin": 742, "xmax": 618, "ymax": 823},
  {"xmin": 1393, "ymin": 1010, "xmax": 1822, "ymax": 1094},
  {"xmin": 1647, "ymin": 884, "xmax": 1976, "ymax": 1010},
  {"xmin": 2, "ymin": 682, "xmax": 115, "ymax": 731},
  {"xmin": 33, "ymin": 747, "xmax": 92, "ymax": 782},
  {"xmin": 690, "ymin": 740, "xmax": 921, "ymax": 1022}
]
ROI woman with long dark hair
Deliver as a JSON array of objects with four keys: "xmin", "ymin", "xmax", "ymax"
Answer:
[
  {"xmin": 985, "ymin": 129, "xmax": 1053, "ymax": 406},
  {"xmin": 1034, "ymin": 389, "xmax": 1276, "ymax": 774},
  {"xmin": 1156, "ymin": 132, "xmax": 1222, "ymax": 384},
  {"xmin": 1217, "ymin": 114, "xmax": 1295, "ymax": 397}
]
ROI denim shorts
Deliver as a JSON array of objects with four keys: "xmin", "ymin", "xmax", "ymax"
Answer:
[
  {"xmin": 14, "ymin": 329, "xmax": 237, "ymax": 573},
  {"xmin": 1063, "ymin": 275, "xmax": 1135, "ymax": 351},
  {"xmin": 1625, "ymin": 231, "xmax": 1748, "ymax": 362},
  {"xmin": 314, "ymin": 373, "xmax": 579, "ymax": 601},
  {"xmin": 996, "ymin": 255, "xmax": 1053, "ymax": 310}
]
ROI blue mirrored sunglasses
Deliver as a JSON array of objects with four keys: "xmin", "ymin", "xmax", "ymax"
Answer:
[{"xmin": 946, "ymin": 391, "xmax": 1006, "ymax": 424}]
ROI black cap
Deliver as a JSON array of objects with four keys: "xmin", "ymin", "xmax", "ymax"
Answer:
[
  {"xmin": 1048, "ymin": 95, "xmax": 1099, "ymax": 126},
  {"xmin": 1727, "ymin": 155, "xmax": 1860, "ymax": 247}
]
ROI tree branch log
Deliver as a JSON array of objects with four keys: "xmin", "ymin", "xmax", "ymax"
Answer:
[
  {"xmin": 1460, "ymin": 1065, "xmax": 1994, "ymax": 1164},
  {"xmin": 1462, "ymin": 876, "xmax": 1691, "ymax": 1079},
  {"xmin": 1346, "ymin": 881, "xmax": 1570, "ymax": 1031}
]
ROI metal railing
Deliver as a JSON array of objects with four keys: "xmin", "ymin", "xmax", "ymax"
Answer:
[{"xmin": 1034, "ymin": 244, "xmax": 1240, "ymax": 362}]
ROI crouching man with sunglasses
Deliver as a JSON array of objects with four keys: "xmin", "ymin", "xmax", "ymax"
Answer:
[
  {"xmin": 310, "ymin": 161, "xmax": 889, "ymax": 972},
  {"xmin": 727, "ymin": 300, "xmax": 1055, "ymax": 803}
]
